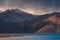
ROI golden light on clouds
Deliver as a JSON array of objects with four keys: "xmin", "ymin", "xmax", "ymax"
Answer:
[
  {"xmin": 20, "ymin": 8, "xmax": 48, "ymax": 15},
  {"xmin": 0, "ymin": 7, "xmax": 6, "ymax": 11},
  {"xmin": 0, "ymin": 6, "xmax": 10, "ymax": 11},
  {"xmin": 0, "ymin": 7, "xmax": 48, "ymax": 15}
]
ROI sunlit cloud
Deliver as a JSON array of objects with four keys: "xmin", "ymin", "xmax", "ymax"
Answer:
[{"xmin": 0, "ymin": 0, "xmax": 60, "ymax": 15}]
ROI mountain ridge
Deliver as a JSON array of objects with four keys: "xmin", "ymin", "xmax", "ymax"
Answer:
[
  {"xmin": 0, "ymin": 10, "xmax": 60, "ymax": 33},
  {"xmin": 0, "ymin": 9, "xmax": 36, "ymax": 22},
  {"xmin": 0, "ymin": 9, "xmax": 36, "ymax": 33},
  {"xmin": 26, "ymin": 12, "xmax": 60, "ymax": 33}
]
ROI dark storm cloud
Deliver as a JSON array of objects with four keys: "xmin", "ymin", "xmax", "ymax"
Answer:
[
  {"xmin": 7, "ymin": 0, "xmax": 21, "ymax": 7},
  {"xmin": 0, "ymin": 0, "xmax": 60, "ymax": 15},
  {"xmin": 19, "ymin": 0, "xmax": 60, "ymax": 13},
  {"xmin": 0, "ymin": 0, "xmax": 60, "ymax": 9},
  {"xmin": 0, "ymin": 0, "xmax": 5, "ymax": 6},
  {"xmin": 22, "ymin": 0, "xmax": 60, "ymax": 9}
]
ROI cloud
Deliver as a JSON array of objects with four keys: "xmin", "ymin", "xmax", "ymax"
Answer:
[{"xmin": 0, "ymin": 0, "xmax": 60, "ymax": 15}]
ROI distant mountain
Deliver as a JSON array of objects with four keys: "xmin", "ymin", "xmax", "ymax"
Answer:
[
  {"xmin": 26, "ymin": 12, "xmax": 60, "ymax": 33},
  {"xmin": 0, "ymin": 9, "xmax": 35, "ymax": 22},
  {"xmin": 0, "ymin": 11, "xmax": 60, "ymax": 33},
  {"xmin": 0, "ymin": 9, "xmax": 36, "ymax": 33},
  {"xmin": 0, "ymin": 10, "xmax": 2, "ymax": 13},
  {"xmin": 36, "ymin": 12, "xmax": 60, "ymax": 33}
]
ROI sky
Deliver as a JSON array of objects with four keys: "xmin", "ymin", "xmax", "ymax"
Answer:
[{"xmin": 0, "ymin": 0, "xmax": 60, "ymax": 15}]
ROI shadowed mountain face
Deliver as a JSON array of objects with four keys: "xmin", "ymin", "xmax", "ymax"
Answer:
[
  {"xmin": 0, "ymin": 10, "xmax": 60, "ymax": 33},
  {"xmin": 0, "ymin": 10, "xmax": 2, "ymax": 13},
  {"xmin": 0, "ymin": 9, "xmax": 36, "ymax": 33},
  {"xmin": 0, "ymin": 9, "xmax": 35, "ymax": 22}
]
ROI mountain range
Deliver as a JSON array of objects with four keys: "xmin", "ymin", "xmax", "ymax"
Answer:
[{"xmin": 0, "ymin": 9, "xmax": 60, "ymax": 33}]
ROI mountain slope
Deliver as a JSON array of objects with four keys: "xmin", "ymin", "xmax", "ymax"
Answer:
[
  {"xmin": 0, "ymin": 9, "xmax": 35, "ymax": 22},
  {"xmin": 26, "ymin": 12, "xmax": 60, "ymax": 33},
  {"xmin": 0, "ymin": 9, "xmax": 36, "ymax": 33},
  {"xmin": 36, "ymin": 13, "xmax": 60, "ymax": 33},
  {"xmin": 36, "ymin": 16, "xmax": 57, "ymax": 33},
  {"xmin": 0, "ymin": 10, "xmax": 2, "ymax": 13},
  {"xmin": 0, "ymin": 11, "xmax": 60, "ymax": 33}
]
